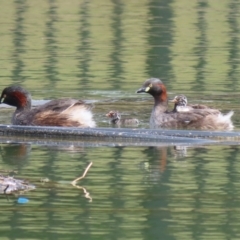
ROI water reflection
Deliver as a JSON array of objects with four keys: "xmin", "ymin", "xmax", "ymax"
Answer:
[
  {"xmin": 44, "ymin": 0, "xmax": 60, "ymax": 87},
  {"xmin": 141, "ymin": 144, "xmax": 240, "ymax": 240},
  {"xmin": 108, "ymin": 0, "xmax": 125, "ymax": 89},
  {"xmin": 227, "ymin": 0, "xmax": 240, "ymax": 90},
  {"xmin": 0, "ymin": 141, "xmax": 239, "ymax": 239},
  {"xmin": 140, "ymin": 145, "xmax": 189, "ymax": 185},
  {"xmin": 192, "ymin": 0, "xmax": 208, "ymax": 92},
  {"xmin": 12, "ymin": 0, "xmax": 27, "ymax": 84},
  {"xmin": 0, "ymin": 143, "xmax": 31, "ymax": 168},
  {"xmin": 146, "ymin": 0, "xmax": 174, "ymax": 82},
  {"xmin": 77, "ymin": 0, "xmax": 91, "ymax": 86}
]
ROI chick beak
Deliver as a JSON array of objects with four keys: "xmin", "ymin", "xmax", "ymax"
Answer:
[{"xmin": 169, "ymin": 98, "xmax": 177, "ymax": 103}]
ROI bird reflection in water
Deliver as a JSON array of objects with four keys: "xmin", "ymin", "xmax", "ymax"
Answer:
[
  {"xmin": 0, "ymin": 142, "xmax": 92, "ymax": 201},
  {"xmin": 173, "ymin": 145, "xmax": 188, "ymax": 159},
  {"xmin": 140, "ymin": 145, "xmax": 189, "ymax": 184},
  {"xmin": 0, "ymin": 143, "xmax": 31, "ymax": 168}
]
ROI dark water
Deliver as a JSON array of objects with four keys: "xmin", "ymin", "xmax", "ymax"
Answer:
[
  {"xmin": 1, "ymin": 142, "xmax": 240, "ymax": 239},
  {"xmin": 0, "ymin": 0, "xmax": 240, "ymax": 239}
]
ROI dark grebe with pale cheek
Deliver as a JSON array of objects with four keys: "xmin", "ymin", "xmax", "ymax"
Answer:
[
  {"xmin": 0, "ymin": 85, "xmax": 96, "ymax": 128},
  {"xmin": 136, "ymin": 78, "xmax": 234, "ymax": 130},
  {"xmin": 0, "ymin": 86, "xmax": 31, "ymax": 109}
]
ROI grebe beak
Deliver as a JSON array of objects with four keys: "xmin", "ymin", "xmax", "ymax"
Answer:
[{"xmin": 136, "ymin": 87, "xmax": 146, "ymax": 93}]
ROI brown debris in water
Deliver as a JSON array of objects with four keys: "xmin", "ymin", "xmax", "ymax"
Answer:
[{"xmin": 71, "ymin": 162, "xmax": 93, "ymax": 202}]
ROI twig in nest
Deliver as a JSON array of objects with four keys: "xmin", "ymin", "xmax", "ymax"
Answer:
[{"xmin": 71, "ymin": 162, "xmax": 93, "ymax": 202}]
